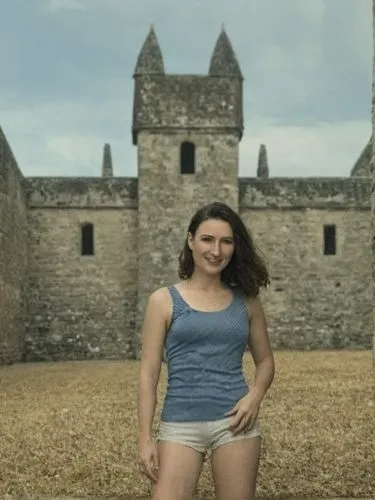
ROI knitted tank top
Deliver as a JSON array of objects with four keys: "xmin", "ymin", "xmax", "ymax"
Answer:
[{"xmin": 160, "ymin": 285, "xmax": 250, "ymax": 422}]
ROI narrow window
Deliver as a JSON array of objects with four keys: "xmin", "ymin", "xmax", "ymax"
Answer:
[
  {"xmin": 324, "ymin": 224, "xmax": 336, "ymax": 255},
  {"xmin": 81, "ymin": 223, "xmax": 94, "ymax": 256},
  {"xmin": 180, "ymin": 141, "xmax": 195, "ymax": 174}
]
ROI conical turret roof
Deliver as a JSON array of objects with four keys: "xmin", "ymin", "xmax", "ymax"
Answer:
[
  {"xmin": 134, "ymin": 26, "xmax": 165, "ymax": 76},
  {"xmin": 209, "ymin": 27, "xmax": 242, "ymax": 78}
]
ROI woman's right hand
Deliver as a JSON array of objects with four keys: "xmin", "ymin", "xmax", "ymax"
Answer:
[{"xmin": 138, "ymin": 438, "xmax": 159, "ymax": 483}]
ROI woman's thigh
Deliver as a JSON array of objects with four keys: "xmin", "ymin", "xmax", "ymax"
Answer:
[
  {"xmin": 210, "ymin": 436, "xmax": 261, "ymax": 500},
  {"xmin": 152, "ymin": 441, "xmax": 204, "ymax": 500}
]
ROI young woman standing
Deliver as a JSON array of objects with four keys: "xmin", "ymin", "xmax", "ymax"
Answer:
[{"xmin": 138, "ymin": 202, "xmax": 275, "ymax": 500}]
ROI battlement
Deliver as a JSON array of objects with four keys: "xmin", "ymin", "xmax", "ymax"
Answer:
[
  {"xmin": 26, "ymin": 177, "xmax": 138, "ymax": 209},
  {"xmin": 239, "ymin": 177, "xmax": 371, "ymax": 209},
  {"xmin": 132, "ymin": 75, "xmax": 243, "ymax": 144},
  {"xmin": 23, "ymin": 176, "xmax": 371, "ymax": 210},
  {"xmin": 20, "ymin": 177, "xmax": 371, "ymax": 210}
]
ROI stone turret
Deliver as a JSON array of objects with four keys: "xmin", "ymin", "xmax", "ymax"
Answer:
[
  {"xmin": 257, "ymin": 144, "xmax": 269, "ymax": 178},
  {"xmin": 101, "ymin": 143, "xmax": 113, "ymax": 178},
  {"xmin": 132, "ymin": 27, "xmax": 243, "ymax": 146},
  {"xmin": 133, "ymin": 25, "xmax": 164, "ymax": 76},
  {"xmin": 209, "ymin": 27, "xmax": 243, "ymax": 79},
  {"xmin": 351, "ymin": 136, "xmax": 372, "ymax": 177}
]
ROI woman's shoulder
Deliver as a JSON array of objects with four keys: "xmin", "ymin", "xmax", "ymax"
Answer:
[
  {"xmin": 145, "ymin": 287, "xmax": 173, "ymax": 327},
  {"xmin": 243, "ymin": 292, "xmax": 264, "ymax": 316},
  {"xmin": 149, "ymin": 285, "xmax": 172, "ymax": 302}
]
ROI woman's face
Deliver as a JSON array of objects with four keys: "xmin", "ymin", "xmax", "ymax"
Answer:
[{"xmin": 188, "ymin": 218, "xmax": 235, "ymax": 276}]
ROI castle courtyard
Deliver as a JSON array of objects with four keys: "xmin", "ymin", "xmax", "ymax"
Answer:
[{"xmin": 1, "ymin": 351, "xmax": 373, "ymax": 499}]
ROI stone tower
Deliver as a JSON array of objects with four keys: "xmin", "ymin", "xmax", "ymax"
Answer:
[
  {"xmin": 372, "ymin": 0, "xmax": 375, "ymax": 365},
  {"xmin": 132, "ymin": 26, "xmax": 244, "ymax": 356}
]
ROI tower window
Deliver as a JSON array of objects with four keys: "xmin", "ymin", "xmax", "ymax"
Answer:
[
  {"xmin": 324, "ymin": 224, "xmax": 336, "ymax": 255},
  {"xmin": 180, "ymin": 141, "xmax": 195, "ymax": 174},
  {"xmin": 81, "ymin": 223, "xmax": 94, "ymax": 256}
]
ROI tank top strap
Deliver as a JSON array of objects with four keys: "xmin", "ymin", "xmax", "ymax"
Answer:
[
  {"xmin": 231, "ymin": 286, "xmax": 250, "ymax": 317},
  {"xmin": 167, "ymin": 285, "xmax": 189, "ymax": 323}
]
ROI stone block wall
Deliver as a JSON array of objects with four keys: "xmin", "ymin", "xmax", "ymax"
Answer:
[
  {"xmin": 0, "ymin": 128, "xmax": 28, "ymax": 364},
  {"xmin": 240, "ymin": 178, "xmax": 372, "ymax": 349},
  {"xmin": 24, "ymin": 178, "xmax": 138, "ymax": 361},
  {"xmin": 132, "ymin": 75, "xmax": 243, "ymax": 142}
]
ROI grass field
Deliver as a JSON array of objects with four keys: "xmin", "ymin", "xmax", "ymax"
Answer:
[{"xmin": 0, "ymin": 351, "xmax": 374, "ymax": 499}]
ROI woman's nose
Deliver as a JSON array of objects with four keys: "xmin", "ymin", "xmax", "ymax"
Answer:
[{"xmin": 211, "ymin": 243, "xmax": 220, "ymax": 256}]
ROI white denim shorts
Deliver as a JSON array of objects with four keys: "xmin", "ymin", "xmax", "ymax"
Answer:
[{"xmin": 157, "ymin": 416, "xmax": 261, "ymax": 455}]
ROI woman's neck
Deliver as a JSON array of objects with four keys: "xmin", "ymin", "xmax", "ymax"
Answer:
[{"xmin": 183, "ymin": 272, "xmax": 224, "ymax": 291}]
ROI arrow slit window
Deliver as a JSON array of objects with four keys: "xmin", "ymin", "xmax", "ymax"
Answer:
[
  {"xmin": 180, "ymin": 141, "xmax": 195, "ymax": 174},
  {"xmin": 81, "ymin": 223, "xmax": 94, "ymax": 256},
  {"xmin": 324, "ymin": 224, "xmax": 336, "ymax": 255}
]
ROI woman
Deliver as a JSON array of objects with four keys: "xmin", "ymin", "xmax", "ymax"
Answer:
[{"xmin": 138, "ymin": 201, "xmax": 275, "ymax": 500}]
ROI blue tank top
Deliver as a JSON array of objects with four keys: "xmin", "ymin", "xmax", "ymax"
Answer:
[{"xmin": 160, "ymin": 285, "xmax": 250, "ymax": 422}]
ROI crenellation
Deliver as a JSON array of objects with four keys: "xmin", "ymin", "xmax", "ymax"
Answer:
[
  {"xmin": 132, "ymin": 76, "xmax": 243, "ymax": 144},
  {"xmin": 26, "ymin": 177, "xmax": 138, "ymax": 208},
  {"xmin": 240, "ymin": 178, "xmax": 371, "ymax": 209}
]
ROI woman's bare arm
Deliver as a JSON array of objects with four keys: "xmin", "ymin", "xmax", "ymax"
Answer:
[
  {"xmin": 138, "ymin": 288, "xmax": 171, "ymax": 443},
  {"xmin": 246, "ymin": 295, "xmax": 275, "ymax": 402}
]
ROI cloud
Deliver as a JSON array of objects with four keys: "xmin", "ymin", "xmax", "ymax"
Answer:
[
  {"xmin": 48, "ymin": 0, "xmax": 85, "ymax": 12},
  {"xmin": 0, "ymin": 95, "xmax": 135, "ymax": 177},
  {"xmin": 239, "ymin": 119, "xmax": 370, "ymax": 177},
  {"xmin": 1, "ymin": 94, "xmax": 369, "ymax": 179},
  {"xmin": 46, "ymin": 0, "xmax": 128, "ymax": 12},
  {"xmin": 0, "ymin": 0, "xmax": 372, "ymax": 178}
]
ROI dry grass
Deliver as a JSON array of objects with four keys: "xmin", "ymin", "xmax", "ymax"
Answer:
[{"xmin": 0, "ymin": 351, "xmax": 374, "ymax": 499}]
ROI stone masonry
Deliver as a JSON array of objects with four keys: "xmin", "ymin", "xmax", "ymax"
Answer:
[
  {"xmin": 0, "ymin": 25, "xmax": 373, "ymax": 364},
  {"xmin": 0, "ymin": 128, "xmax": 28, "ymax": 364},
  {"xmin": 25, "ymin": 177, "xmax": 138, "ymax": 361}
]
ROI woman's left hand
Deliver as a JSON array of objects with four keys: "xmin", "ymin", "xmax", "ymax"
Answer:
[{"xmin": 224, "ymin": 390, "xmax": 262, "ymax": 435}]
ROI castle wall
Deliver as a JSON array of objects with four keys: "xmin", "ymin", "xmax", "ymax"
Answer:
[
  {"xmin": 240, "ymin": 178, "xmax": 372, "ymax": 348},
  {"xmin": 0, "ymin": 129, "xmax": 28, "ymax": 364},
  {"xmin": 24, "ymin": 178, "xmax": 138, "ymax": 361}
]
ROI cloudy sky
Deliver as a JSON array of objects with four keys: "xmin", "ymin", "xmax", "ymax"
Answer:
[{"xmin": 0, "ymin": 0, "xmax": 372, "ymax": 178}]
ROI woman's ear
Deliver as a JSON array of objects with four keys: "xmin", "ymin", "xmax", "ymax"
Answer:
[{"xmin": 187, "ymin": 232, "xmax": 193, "ymax": 250}]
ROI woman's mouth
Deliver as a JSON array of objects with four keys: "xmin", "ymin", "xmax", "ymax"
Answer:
[{"xmin": 205, "ymin": 257, "xmax": 222, "ymax": 266}]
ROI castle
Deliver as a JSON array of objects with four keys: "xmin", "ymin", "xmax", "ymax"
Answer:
[{"xmin": 0, "ymin": 27, "xmax": 373, "ymax": 365}]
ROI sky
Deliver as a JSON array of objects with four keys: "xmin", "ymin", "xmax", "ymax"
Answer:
[{"xmin": 0, "ymin": 0, "xmax": 373, "ymax": 178}]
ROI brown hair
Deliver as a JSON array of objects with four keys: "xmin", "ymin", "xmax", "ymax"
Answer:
[{"xmin": 178, "ymin": 202, "xmax": 270, "ymax": 297}]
